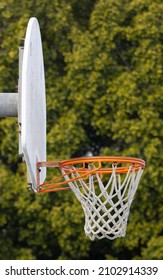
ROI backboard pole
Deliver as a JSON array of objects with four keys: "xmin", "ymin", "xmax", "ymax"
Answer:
[
  {"xmin": 0, "ymin": 45, "xmax": 24, "ymax": 119},
  {"xmin": 0, "ymin": 93, "xmax": 18, "ymax": 117}
]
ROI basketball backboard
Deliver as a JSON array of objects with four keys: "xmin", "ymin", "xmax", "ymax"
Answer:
[{"xmin": 21, "ymin": 18, "xmax": 46, "ymax": 191}]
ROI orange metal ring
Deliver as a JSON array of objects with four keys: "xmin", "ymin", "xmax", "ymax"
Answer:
[
  {"xmin": 37, "ymin": 156, "xmax": 145, "ymax": 193},
  {"xmin": 59, "ymin": 156, "xmax": 145, "ymax": 174}
]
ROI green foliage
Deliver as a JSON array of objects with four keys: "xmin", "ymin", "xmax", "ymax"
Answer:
[
  {"xmin": 142, "ymin": 236, "xmax": 163, "ymax": 260},
  {"xmin": 0, "ymin": 0, "xmax": 163, "ymax": 259}
]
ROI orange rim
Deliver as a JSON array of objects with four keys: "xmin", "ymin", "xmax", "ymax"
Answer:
[
  {"xmin": 37, "ymin": 156, "xmax": 145, "ymax": 193},
  {"xmin": 59, "ymin": 156, "xmax": 145, "ymax": 173}
]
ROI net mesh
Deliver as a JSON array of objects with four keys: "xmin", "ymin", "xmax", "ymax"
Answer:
[{"xmin": 60, "ymin": 164, "xmax": 144, "ymax": 240}]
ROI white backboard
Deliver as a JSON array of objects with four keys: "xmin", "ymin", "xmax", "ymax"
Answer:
[{"xmin": 21, "ymin": 18, "xmax": 46, "ymax": 191}]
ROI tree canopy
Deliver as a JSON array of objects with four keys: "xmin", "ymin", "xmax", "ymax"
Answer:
[{"xmin": 0, "ymin": 0, "xmax": 163, "ymax": 260}]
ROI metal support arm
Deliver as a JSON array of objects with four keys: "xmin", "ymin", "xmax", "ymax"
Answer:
[{"xmin": 0, "ymin": 93, "xmax": 18, "ymax": 117}]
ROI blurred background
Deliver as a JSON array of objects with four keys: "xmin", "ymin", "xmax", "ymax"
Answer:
[{"xmin": 0, "ymin": 0, "xmax": 162, "ymax": 260}]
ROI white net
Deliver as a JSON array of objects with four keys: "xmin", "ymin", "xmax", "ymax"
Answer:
[{"xmin": 61, "ymin": 164, "xmax": 144, "ymax": 240}]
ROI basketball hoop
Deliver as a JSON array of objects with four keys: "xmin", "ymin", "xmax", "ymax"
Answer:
[
  {"xmin": 37, "ymin": 156, "xmax": 145, "ymax": 240},
  {"xmin": 0, "ymin": 17, "xmax": 146, "ymax": 241}
]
